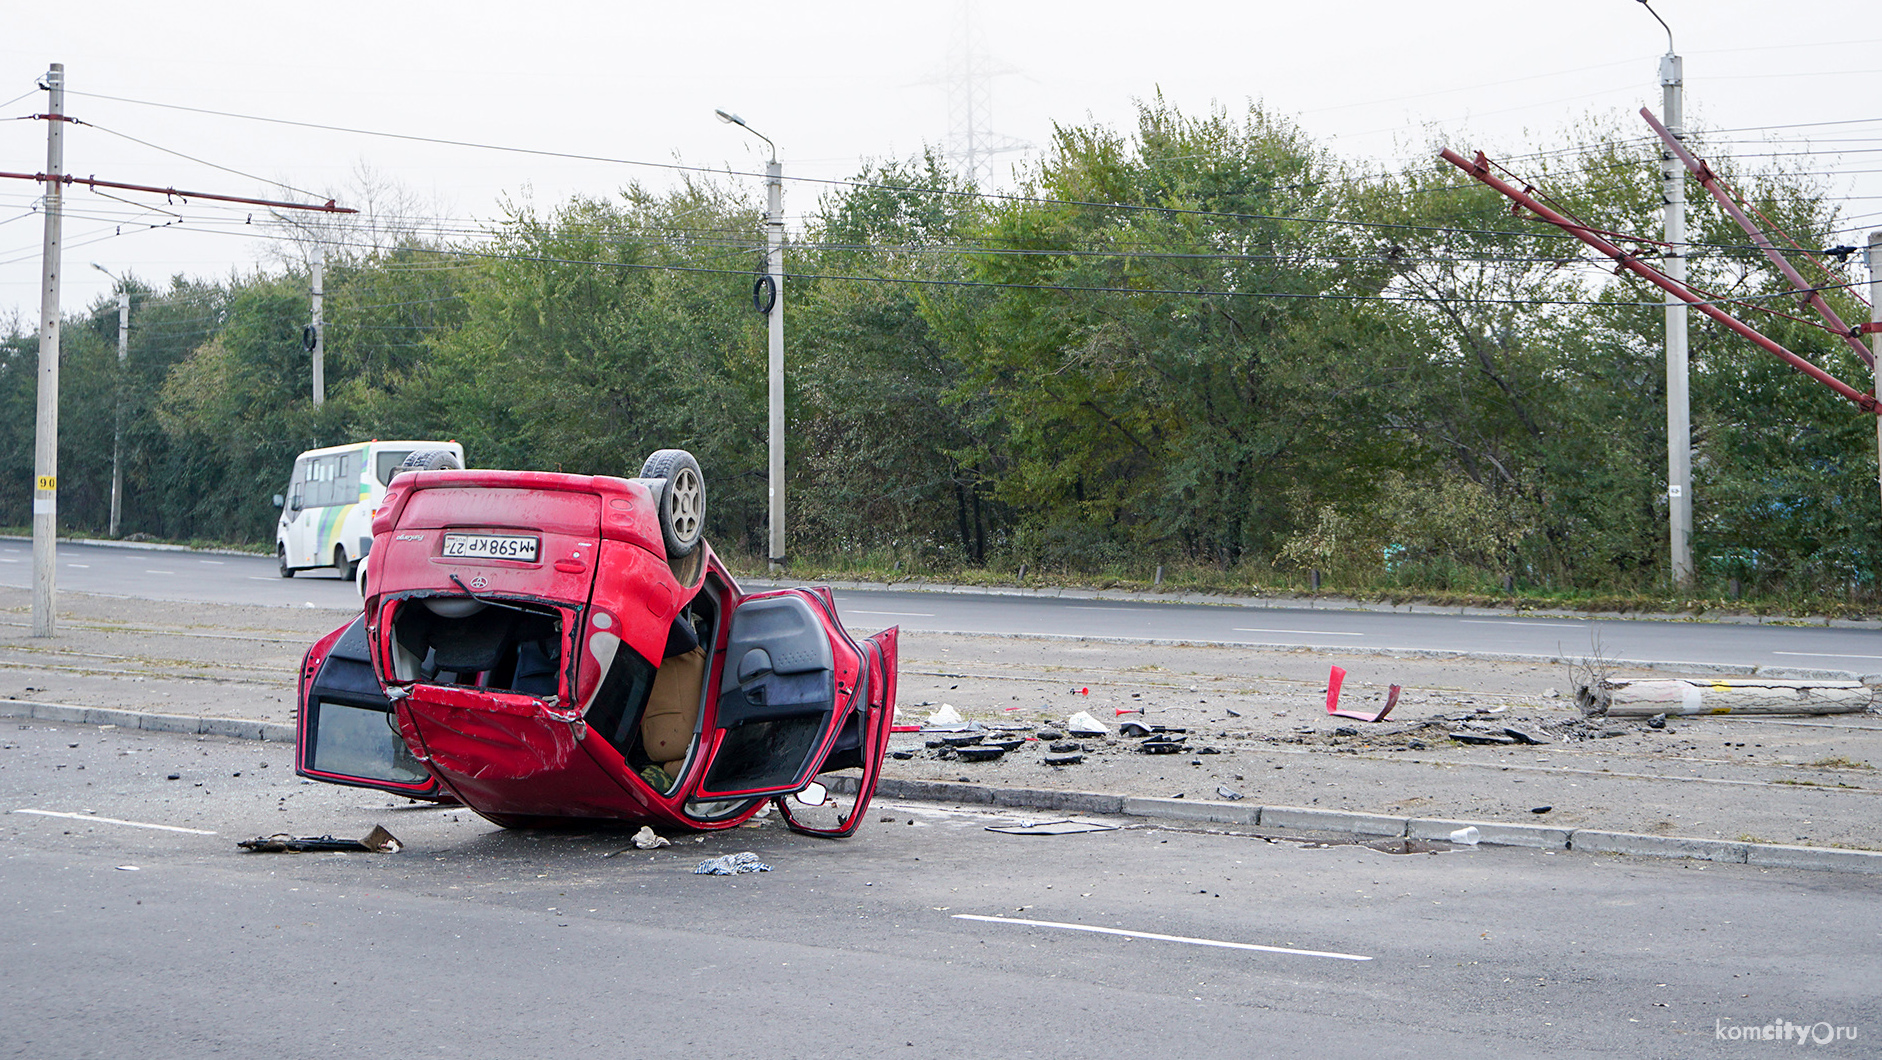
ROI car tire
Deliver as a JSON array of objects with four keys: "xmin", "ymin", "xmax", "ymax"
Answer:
[
  {"xmin": 356, "ymin": 553, "xmax": 369, "ymax": 598},
  {"xmin": 639, "ymin": 448, "xmax": 706, "ymax": 558},
  {"xmin": 335, "ymin": 544, "xmax": 357, "ymax": 581},
  {"xmin": 278, "ymin": 545, "xmax": 294, "ymax": 578},
  {"xmin": 397, "ymin": 449, "xmax": 462, "ymax": 473}
]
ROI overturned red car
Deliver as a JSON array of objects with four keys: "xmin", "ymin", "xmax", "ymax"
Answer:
[{"xmin": 294, "ymin": 450, "xmax": 898, "ymax": 837}]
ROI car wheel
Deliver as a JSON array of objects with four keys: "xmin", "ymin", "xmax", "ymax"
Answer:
[
  {"xmin": 356, "ymin": 553, "xmax": 370, "ymax": 598},
  {"xmin": 397, "ymin": 449, "xmax": 462, "ymax": 473},
  {"xmin": 639, "ymin": 448, "xmax": 705, "ymax": 558},
  {"xmin": 335, "ymin": 544, "xmax": 358, "ymax": 581},
  {"xmin": 278, "ymin": 545, "xmax": 294, "ymax": 578}
]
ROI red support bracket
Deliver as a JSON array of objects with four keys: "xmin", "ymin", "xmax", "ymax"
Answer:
[{"xmin": 1437, "ymin": 147, "xmax": 1880, "ymax": 416}]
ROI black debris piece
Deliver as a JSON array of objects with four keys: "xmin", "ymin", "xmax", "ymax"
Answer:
[
  {"xmin": 239, "ymin": 825, "xmax": 402, "ymax": 854},
  {"xmin": 1449, "ymin": 731, "xmax": 1519, "ymax": 746}
]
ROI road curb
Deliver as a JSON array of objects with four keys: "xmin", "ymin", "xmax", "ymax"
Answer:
[
  {"xmin": 0, "ymin": 699, "xmax": 294, "ymax": 742},
  {"xmin": 13, "ymin": 702, "xmax": 1882, "ymax": 874},
  {"xmin": 865, "ymin": 779, "xmax": 1882, "ymax": 876},
  {"xmin": 0, "ymin": 533, "xmax": 262, "ymax": 558},
  {"xmin": 745, "ymin": 576, "xmax": 1882, "ymax": 630}
]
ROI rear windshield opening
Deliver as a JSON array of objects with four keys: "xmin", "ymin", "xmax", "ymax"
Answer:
[{"xmin": 389, "ymin": 597, "xmax": 562, "ymax": 696}]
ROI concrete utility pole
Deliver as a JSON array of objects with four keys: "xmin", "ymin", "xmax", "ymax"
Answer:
[
  {"xmin": 310, "ymin": 243, "xmax": 325, "ymax": 407},
  {"xmin": 1870, "ymin": 231, "xmax": 1882, "ymax": 515},
  {"xmin": 91, "ymin": 264, "xmax": 129, "ymax": 538},
  {"xmin": 1644, "ymin": 1, "xmax": 1692, "ymax": 589},
  {"xmin": 716, "ymin": 108, "xmax": 787, "ymax": 570},
  {"xmin": 764, "ymin": 158, "xmax": 784, "ymax": 570},
  {"xmin": 32, "ymin": 63, "xmax": 65, "ymax": 638}
]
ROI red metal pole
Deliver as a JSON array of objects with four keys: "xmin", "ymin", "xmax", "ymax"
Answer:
[
  {"xmin": 1640, "ymin": 107, "xmax": 1872, "ymax": 368},
  {"xmin": 1437, "ymin": 148, "xmax": 1878, "ymax": 414}
]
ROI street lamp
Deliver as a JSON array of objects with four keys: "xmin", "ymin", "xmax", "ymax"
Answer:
[
  {"xmin": 90, "ymin": 262, "xmax": 129, "ymax": 538},
  {"xmin": 1639, "ymin": 0, "xmax": 1692, "ymax": 589},
  {"xmin": 717, "ymin": 108, "xmax": 787, "ymax": 570}
]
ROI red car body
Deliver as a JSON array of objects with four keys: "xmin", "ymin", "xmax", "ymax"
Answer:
[{"xmin": 294, "ymin": 467, "xmax": 898, "ymax": 837}]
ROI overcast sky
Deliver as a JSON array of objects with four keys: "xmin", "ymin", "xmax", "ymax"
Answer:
[{"xmin": 3, "ymin": 0, "xmax": 1879, "ymax": 325}]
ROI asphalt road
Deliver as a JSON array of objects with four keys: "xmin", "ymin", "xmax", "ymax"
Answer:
[
  {"xmin": 4, "ymin": 539, "xmax": 1881, "ymax": 672},
  {"xmin": 2, "ymin": 720, "xmax": 1874, "ymax": 1059}
]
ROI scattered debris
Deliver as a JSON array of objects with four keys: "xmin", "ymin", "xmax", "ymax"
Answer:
[
  {"xmin": 1502, "ymin": 726, "xmax": 1551, "ymax": 745},
  {"xmin": 1137, "ymin": 736, "xmax": 1186, "ymax": 754},
  {"xmin": 1216, "ymin": 786, "xmax": 1244, "ymax": 801},
  {"xmin": 1448, "ymin": 826, "xmax": 1480, "ymax": 845},
  {"xmin": 632, "ymin": 825, "xmax": 669, "ymax": 850},
  {"xmin": 1647, "ymin": 713, "xmax": 1668, "ymax": 729},
  {"xmin": 1049, "ymin": 741, "xmax": 1082, "ymax": 753},
  {"xmin": 955, "ymin": 745, "xmax": 1006, "ymax": 762},
  {"xmin": 926, "ymin": 704, "xmax": 964, "ymax": 726},
  {"xmin": 1325, "ymin": 666, "xmax": 1401, "ymax": 722},
  {"xmin": 1043, "ymin": 753, "xmax": 1085, "ymax": 767},
  {"xmin": 1449, "ymin": 731, "xmax": 1519, "ymax": 746},
  {"xmin": 239, "ymin": 825, "xmax": 402, "ymax": 854},
  {"xmin": 1530, "ymin": 806, "xmax": 1553, "ymax": 815},
  {"xmin": 986, "ymin": 819, "xmax": 1120, "ymax": 835},
  {"xmin": 1066, "ymin": 711, "xmax": 1109, "ymax": 736},
  {"xmin": 1035, "ymin": 729, "xmax": 1064, "ymax": 741},
  {"xmin": 694, "ymin": 851, "xmax": 772, "ymax": 875}
]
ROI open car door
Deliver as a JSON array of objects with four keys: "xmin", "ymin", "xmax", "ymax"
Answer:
[
  {"xmin": 775, "ymin": 625, "xmax": 898, "ymax": 838},
  {"xmin": 690, "ymin": 590, "xmax": 883, "ymax": 832},
  {"xmin": 295, "ymin": 615, "xmax": 448, "ymax": 800}
]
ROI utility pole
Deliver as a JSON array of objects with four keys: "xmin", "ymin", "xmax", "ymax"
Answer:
[
  {"xmin": 32, "ymin": 63, "xmax": 65, "ymax": 638},
  {"xmin": 1644, "ymin": 1, "xmax": 1692, "ymax": 589},
  {"xmin": 93, "ymin": 262, "xmax": 129, "ymax": 538},
  {"xmin": 716, "ymin": 108, "xmax": 787, "ymax": 570},
  {"xmin": 310, "ymin": 243, "xmax": 325, "ymax": 407},
  {"xmin": 1870, "ymin": 231, "xmax": 1882, "ymax": 515},
  {"xmin": 764, "ymin": 157, "xmax": 785, "ymax": 570},
  {"xmin": 108, "ymin": 277, "xmax": 128, "ymax": 537}
]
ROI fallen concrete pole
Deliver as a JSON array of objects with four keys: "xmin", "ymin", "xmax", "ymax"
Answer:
[{"xmin": 1578, "ymin": 678, "xmax": 1876, "ymax": 718}]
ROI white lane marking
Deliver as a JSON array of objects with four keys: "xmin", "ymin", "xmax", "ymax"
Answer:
[
  {"xmin": 1068, "ymin": 606, "xmax": 1168, "ymax": 612},
  {"xmin": 246, "ymin": 576, "xmax": 280, "ymax": 581},
  {"xmin": 1772, "ymin": 651, "xmax": 1882, "ymax": 661},
  {"xmin": 1231, "ymin": 627, "xmax": 1364, "ymax": 637},
  {"xmin": 954, "ymin": 914, "xmax": 1371, "ymax": 961},
  {"xmin": 849, "ymin": 610, "xmax": 935, "ymax": 617},
  {"xmin": 1458, "ymin": 619, "xmax": 1589, "ymax": 628},
  {"xmin": 14, "ymin": 809, "xmax": 217, "ymax": 835},
  {"xmin": 66, "ymin": 564, "xmax": 90, "ymax": 569},
  {"xmin": 0, "ymin": 558, "xmax": 16, "ymax": 563},
  {"xmin": 144, "ymin": 570, "xmax": 174, "ymax": 575},
  {"xmin": 198, "ymin": 560, "xmax": 225, "ymax": 565}
]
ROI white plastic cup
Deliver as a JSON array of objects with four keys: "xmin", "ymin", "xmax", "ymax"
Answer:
[{"xmin": 1449, "ymin": 826, "xmax": 1481, "ymax": 845}]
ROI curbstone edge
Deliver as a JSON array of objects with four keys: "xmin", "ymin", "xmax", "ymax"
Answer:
[
  {"xmin": 1409, "ymin": 817, "xmax": 1571, "ymax": 849},
  {"xmin": 1122, "ymin": 796, "xmax": 1259, "ymax": 826},
  {"xmin": 1259, "ymin": 806, "xmax": 1408, "ymax": 837},
  {"xmin": 1569, "ymin": 829, "xmax": 1749, "ymax": 863}
]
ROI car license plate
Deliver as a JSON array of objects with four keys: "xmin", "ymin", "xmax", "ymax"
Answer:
[{"xmin": 441, "ymin": 533, "xmax": 539, "ymax": 562}]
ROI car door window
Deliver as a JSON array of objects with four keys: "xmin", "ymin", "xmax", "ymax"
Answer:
[{"xmin": 697, "ymin": 592, "xmax": 841, "ymax": 797}]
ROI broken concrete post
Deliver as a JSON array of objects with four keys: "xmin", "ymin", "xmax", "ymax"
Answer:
[{"xmin": 1577, "ymin": 678, "xmax": 1876, "ymax": 718}]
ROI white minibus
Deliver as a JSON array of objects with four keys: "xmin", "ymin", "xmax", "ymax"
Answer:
[{"xmin": 274, "ymin": 440, "xmax": 464, "ymax": 578}]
